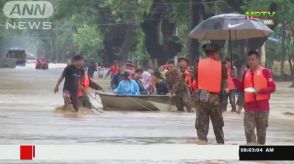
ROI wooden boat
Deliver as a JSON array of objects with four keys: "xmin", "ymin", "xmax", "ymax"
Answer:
[{"xmin": 95, "ymin": 91, "xmax": 177, "ymax": 112}]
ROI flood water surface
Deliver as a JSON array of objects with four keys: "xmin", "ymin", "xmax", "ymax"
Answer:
[{"xmin": 0, "ymin": 65, "xmax": 294, "ymax": 163}]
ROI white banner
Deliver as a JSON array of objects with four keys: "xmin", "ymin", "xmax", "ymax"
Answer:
[{"xmin": 0, "ymin": 145, "xmax": 239, "ymax": 160}]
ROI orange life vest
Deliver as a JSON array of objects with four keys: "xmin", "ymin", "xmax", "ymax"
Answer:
[
  {"xmin": 227, "ymin": 66, "xmax": 236, "ymax": 90},
  {"xmin": 190, "ymin": 80, "xmax": 197, "ymax": 93},
  {"xmin": 197, "ymin": 58, "xmax": 222, "ymax": 93},
  {"xmin": 78, "ymin": 71, "xmax": 90, "ymax": 97},
  {"xmin": 244, "ymin": 67, "xmax": 269, "ymax": 103},
  {"xmin": 183, "ymin": 68, "xmax": 194, "ymax": 92}
]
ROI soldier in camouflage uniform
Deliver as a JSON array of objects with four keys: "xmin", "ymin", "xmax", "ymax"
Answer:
[
  {"xmin": 194, "ymin": 44, "xmax": 227, "ymax": 144},
  {"xmin": 165, "ymin": 60, "xmax": 192, "ymax": 112}
]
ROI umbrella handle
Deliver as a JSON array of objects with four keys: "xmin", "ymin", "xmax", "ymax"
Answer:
[{"xmin": 229, "ymin": 30, "xmax": 233, "ymax": 69}]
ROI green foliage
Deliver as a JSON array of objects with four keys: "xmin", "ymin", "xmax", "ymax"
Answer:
[
  {"xmin": 73, "ymin": 24, "xmax": 102, "ymax": 60},
  {"xmin": 50, "ymin": 0, "xmax": 104, "ymax": 60},
  {"xmin": 98, "ymin": 0, "xmax": 153, "ymax": 64},
  {"xmin": 242, "ymin": 0, "xmax": 294, "ymax": 75},
  {"xmin": 0, "ymin": 0, "xmax": 7, "ymax": 38},
  {"xmin": 0, "ymin": 0, "xmax": 293, "ymax": 69},
  {"xmin": 99, "ymin": 0, "xmax": 152, "ymax": 22},
  {"xmin": 135, "ymin": 30, "xmax": 150, "ymax": 64},
  {"xmin": 265, "ymin": 41, "xmax": 280, "ymax": 66}
]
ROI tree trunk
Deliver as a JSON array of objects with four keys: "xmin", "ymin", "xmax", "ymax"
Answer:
[
  {"xmin": 101, "ymin": 25, "xmax": 127, "ymax": 66},
  {"xmin": 281, "ymin": 21, "xmax": 286, "ymax": 77},
  {"xmin": 188, "ymin": 0, "xmax": 205, "ymax": 63},
  {"xmin": 225, "ymin": 0, "xmax": 244, "ymax": 13},
  {"xmin": 119, "ymin": 23, "xmax": 134, "ymax": 62},
  {"xmin": 288, "ymin": 58, "xmax": 293, "ymax": 75},
  {"xmin": 290, "ymin": 51, "xmax": 294, "ymax": 87},
  {"xmin": 51, "ymin": 31, "xmax": 57, "ymax": 62},
  {"xmin": 141, "ymin": 0, "xmax": 182, "ymax": 65}
]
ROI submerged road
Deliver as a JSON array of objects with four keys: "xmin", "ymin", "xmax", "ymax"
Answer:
[{"xmin": 0, "ymin": 64, "xmax": 293, "ymax": 163}]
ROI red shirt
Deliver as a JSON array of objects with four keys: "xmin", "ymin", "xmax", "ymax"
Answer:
[
  {"xmin": 234, "ymin": 68, "xmax": 276, "ymax": 111},
  {"xmin": 110, "ymin": 65, "xmax": 119, "ymax": 74}
]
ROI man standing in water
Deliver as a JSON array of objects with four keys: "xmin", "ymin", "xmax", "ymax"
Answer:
[
  {"xmin": 178, "ymin": 57, "xmax": 194, "ymax": 94},
  {"xmin": 106, "ymin": 60, "xmax": 119, "ymax": 79},
  {"xmin": 233, "ymin": 51, "xmax": 276, "ymax": 145},
  {"xmin": 221, "ymin": 57, "xmax": 237, "ymax": 112},
  {"xmin": 194, "ymin": 43, "xmax": 227, "ymax": 144},
  {"xmin": 54, "ymin": 55, "xmax": 85, "ymax": 112},
  {"xmin": 166, "ymin": 60, "xmax": 192, "ymax": 112},
  {"xmin": 87, "ymin": 60, "xmax": 97, "ymax": 78},
  {"xmin": 111, "ymin": 64, "xmax": 125, "ymax": 90}
]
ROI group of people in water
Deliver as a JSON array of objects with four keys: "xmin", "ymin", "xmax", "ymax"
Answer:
[
  {"xmin": 106, "ymin": 51, "xmax": 242, "ymax": 114},
  {"xmin": 53, "ymin": 43, "xmax": 276, "ymax": 145},
  {"xmin": 35, "ymin": 58, "xmax": 48, "ymax": 70},
  {"xmin": 107, "ymin": 61, "xmax": 169, "ymax": 96}
]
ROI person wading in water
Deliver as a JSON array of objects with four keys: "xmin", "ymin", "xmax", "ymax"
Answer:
[
  {"xmin": 194, "ymin": 43, "xmax": 227, "ymax": 144},
  {"xmin": 233, "ymin": 50, "xmax": 276, "ymax": 145},
  {"xmin": 54, "ymin": 55, "xmax": 85, "ymax": 112}
]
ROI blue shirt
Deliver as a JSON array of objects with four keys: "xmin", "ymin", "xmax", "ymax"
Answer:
[{"xmin": 114, "ymin": 79, "xmax": 140, "ymax": 96}]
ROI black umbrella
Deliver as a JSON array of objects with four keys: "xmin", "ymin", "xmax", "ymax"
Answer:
[{"xmin": 189, "ymin": 13, "xmax": 273, "ymax": 67}]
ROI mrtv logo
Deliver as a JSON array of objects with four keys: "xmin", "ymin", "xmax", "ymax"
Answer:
[
  {"xmin": 3, "ymin": 1, "xmax": 53, "ymax": 30},
  {"xmin": 245, "ymin": 11, "xmax": 275, "ymax": 25}
]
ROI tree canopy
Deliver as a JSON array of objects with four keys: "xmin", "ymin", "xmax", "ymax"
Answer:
[{"xmin": 0, "ymin": 0, "xmax": 294, "ymax": 74}]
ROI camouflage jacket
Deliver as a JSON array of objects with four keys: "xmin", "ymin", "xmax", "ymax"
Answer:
[{"xmin": 165, "ymin": 69, "xmax": 188, "ymax": 94}]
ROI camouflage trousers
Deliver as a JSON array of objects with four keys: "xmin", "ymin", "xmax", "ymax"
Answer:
[
  {"xmin": 244, "ymin": 110, "xmax": 269, "ymax": 145},
  {"xmin": 195, "ymin": 103, "xmax": 224, "ymax": 144},
  {"xmin": 175, "ymin": 92, "xmax": 193, "ymax": 112}
]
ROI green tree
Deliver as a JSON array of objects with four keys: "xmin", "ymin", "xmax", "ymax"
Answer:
[
  {"xmin": 98, "ymin": 0, "xmax": 152, "ymax": 63},
  {"xmin": 73, "ymin": 24, "xmax": 102, "ymax": 61}
]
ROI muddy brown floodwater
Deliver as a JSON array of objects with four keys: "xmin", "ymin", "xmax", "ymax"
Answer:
[{"xmin": 0, "ymin": 64, "xmax": 293, "ymax": 163}]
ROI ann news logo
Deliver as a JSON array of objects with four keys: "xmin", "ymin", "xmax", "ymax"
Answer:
[
  {"xmin": 245, "ymin": 11, "xmax": 275, "ymax": 25},
  {"xmin": 3, "ymin": 1, "xmax": 53, "ymax": 30}
]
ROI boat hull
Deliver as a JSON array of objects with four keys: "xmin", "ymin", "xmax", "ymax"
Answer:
[{"xmin": 96, "ymin": 91, "xmax": 177, "ymax": 112}]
